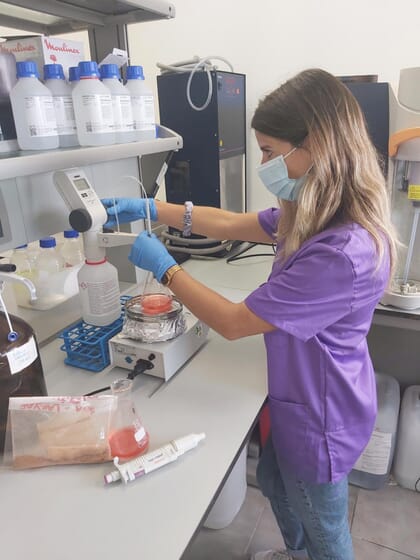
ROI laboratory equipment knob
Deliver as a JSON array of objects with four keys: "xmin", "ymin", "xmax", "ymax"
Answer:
[{"xmin": 69, "ymin": 208, "xmax": 92, "ymax": 232}]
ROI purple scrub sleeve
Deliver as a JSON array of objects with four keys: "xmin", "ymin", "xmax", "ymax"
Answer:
[{"xmin": 247, "ymin": 208, "xmax": 390, "ymax": 483}]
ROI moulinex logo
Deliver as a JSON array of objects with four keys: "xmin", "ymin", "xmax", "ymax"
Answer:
[
  {"xmin": 43, "ymin": 39, "xmax": 81, "ymax": 54},
  {"xmin": 0, "ymin": 42, "xmax": 36, "ymax": 54}
]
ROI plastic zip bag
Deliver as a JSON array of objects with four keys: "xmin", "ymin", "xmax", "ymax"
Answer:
[{"xmin": 8, "ymin": 395, "xmax": 117, "ymax": 469}]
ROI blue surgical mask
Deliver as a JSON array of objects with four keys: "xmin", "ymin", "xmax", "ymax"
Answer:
[{"xmin": 257, "ymin": 147, "xmax": 307, "ymax": 201}]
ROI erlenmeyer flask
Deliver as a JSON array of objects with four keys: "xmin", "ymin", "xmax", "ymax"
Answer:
[{"xmin": 108, "ymin": 378, "xmax": 149, "ymax": 459}]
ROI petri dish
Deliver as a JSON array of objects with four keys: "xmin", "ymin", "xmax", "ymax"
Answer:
[{"xmin": 141, "ymin": 293, "xmax": 173, "ymax": 315}]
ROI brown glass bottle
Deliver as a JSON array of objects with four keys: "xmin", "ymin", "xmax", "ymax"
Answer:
[{"xmin": 0, "ymin": 312, "xmax": 47, "ymax": 455}]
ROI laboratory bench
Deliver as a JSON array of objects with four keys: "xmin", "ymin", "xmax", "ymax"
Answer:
[
  {"xmin": 1, "ymin": 245, "xmax": 419, "ymax": 560},
  {"xmin": 0, "ymin": 249, "xmax": 271, "ymax": 560}
]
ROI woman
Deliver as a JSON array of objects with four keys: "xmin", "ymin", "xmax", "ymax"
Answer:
[{"xmin": 102, "ymin": 68, "xmax": 398, "ymax": 560}]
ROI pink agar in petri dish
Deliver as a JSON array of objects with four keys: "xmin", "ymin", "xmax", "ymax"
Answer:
[{"xmin": 141, "ymin": 294, "xmax": 173, "ymax": 315}]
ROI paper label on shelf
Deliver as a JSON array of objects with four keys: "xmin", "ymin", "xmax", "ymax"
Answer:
[
  {"xmin": 99, "ymin": 49, "xmax": 128, "ymax": 69},
  {"xmin": 7, "ymin": 336, "xmax": 38, "ymax": 374},
  {"xmin": 408, "ymin": 184, "xmax": 420, "ymax": 200},
  {"xmin": 353, "ymin": 429, "xmax": 392, "ymax": 475}
]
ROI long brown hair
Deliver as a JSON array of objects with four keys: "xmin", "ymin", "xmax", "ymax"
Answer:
[{"xmin": 251, "ymin": 68, "xmax": 397, "ymax": 274}]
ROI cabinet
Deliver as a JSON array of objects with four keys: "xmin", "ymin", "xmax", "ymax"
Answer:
[
  {"xmin": 0, "ymin": 1, "xmax": 175, "ymax": 35},
  {"xmin": 0, "ymin": 0, "xmax": 181, "ymax": 251}
]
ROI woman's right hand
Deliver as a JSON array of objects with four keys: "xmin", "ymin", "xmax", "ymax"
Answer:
[{"xmin": 101, "ymin": 198, "xmax": 158, "ymax": 228}]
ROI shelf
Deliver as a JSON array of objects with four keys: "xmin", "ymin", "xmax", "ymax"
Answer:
[
  {"xmin": 0, "ymin": 125, "xmax": 182, "ymax": 180},
  {"xmin": 0, "ymin": 0, "xmax": 175, "ymax": 35}
]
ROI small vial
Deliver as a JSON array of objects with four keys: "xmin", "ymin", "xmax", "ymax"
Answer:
[{"xmin": 108, "ymin": 378, "xmax": 149, "ymax": 460}]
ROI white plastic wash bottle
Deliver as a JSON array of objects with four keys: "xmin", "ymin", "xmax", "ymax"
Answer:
[
  {"xmin": 77, "ymin": 229, "xmax": 121, "ymax": 326},
  {"xmin": 72, "ymin": 61, "xmax": 115, "ymax": 146},
  {"xmin": 9, "ymin": 60, "xmax": 58, "ymax": 150}
]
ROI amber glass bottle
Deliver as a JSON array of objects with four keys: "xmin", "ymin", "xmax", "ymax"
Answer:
[{"xmin": 0, "ymin": 312, "xmax": 47, "ymax": 455}]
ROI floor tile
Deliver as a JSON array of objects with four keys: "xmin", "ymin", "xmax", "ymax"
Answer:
[
  {"xmin": 247, "ymin": 500, "xmax": 285, "ymax": 557},
  {"xmin": 348, "ymin": 484, "xmax": 359, "ymax": 528},
  {"xmin": 351, "ymin": 483, "xmax": 420, "ymax": 558},
  {"xmin": 353, "ymin": 537, "xmax": 418, "ymax": 559},
  {"xmin": 181, "ymin": 486, "xmax": 266, "ymax": 560}
]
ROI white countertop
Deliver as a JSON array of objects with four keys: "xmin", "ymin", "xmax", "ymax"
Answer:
[{"xmin": 0, "ymin": 250, "xmax": 272, "ymax": 560}]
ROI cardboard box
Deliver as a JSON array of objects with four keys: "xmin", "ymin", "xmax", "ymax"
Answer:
[{"xmin": 0, "ymin": 35, "xmax": 85, "ymax": 79}]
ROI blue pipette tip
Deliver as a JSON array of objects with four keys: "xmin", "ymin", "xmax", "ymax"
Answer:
[{"xmin": 8, "ymin": 331, "xmax": 19, "ymax": 342}]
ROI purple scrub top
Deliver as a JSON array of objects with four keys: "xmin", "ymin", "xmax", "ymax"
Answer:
[{"xmin": 245, "ymin": 208, "xmax": 390, "ymax": 483}]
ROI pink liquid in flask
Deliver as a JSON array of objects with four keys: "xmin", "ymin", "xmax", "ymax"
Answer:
[{"xmin": 109, "ymin": 426, "xmax": 149, "ymax": 460}]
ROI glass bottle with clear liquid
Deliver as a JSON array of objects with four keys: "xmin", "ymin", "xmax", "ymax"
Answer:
[
  {"xmin": 9, "ymin": 244, "xmax": 34, "ymax": 306},
  {"xmin": 108, "ymin": 378, "xmax": 149, "ymax": 459}
]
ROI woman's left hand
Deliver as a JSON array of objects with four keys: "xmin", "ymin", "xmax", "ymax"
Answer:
[{"xmin": 128, "ymin": 231, "xmax": 176, "ymax": 282}]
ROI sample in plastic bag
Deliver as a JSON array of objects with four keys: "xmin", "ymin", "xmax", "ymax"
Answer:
[{"xmin": 8, "ymin": 395, "xmax": 116, "ymax": 469}]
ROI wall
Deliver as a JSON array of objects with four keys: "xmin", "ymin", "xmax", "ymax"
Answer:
[
  {"xmin": 126, "ymin": 0, "xmax": 420, "ymax": 213},
  {"xmin": 127, "ymin": 0, "xmax": 420, "ymax": 386}
]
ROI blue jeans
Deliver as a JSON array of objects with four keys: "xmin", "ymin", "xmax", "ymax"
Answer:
[{"xmin": 257, "ymin": 434, "xmax": 354, "ymax": 560}]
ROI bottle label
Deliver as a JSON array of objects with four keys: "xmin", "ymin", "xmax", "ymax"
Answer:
[
  {"xmin": 53, "ymin": 95, "xmax": 77, "ymax": 135},
  {"xmin": 131, "ymin": 94, "xmax": 155, "ymax": 131},
  {"xmin": 7, "ymin": 335, "xmax": 38, "ymax": 374},
  {"xmin": 81, "ymin": 278, "xmax": 120, "ymax": 315},
  {"xmin": 353, "ymin": 429, "xmax": 392, "ymax": 475},
  {"xmin": 134, "ymin": 426, "xmax": 146, "ymax": 442},
  {"xmin": 23, "ymin": 96, "xmax": 57, "ymax": 137},
  {"xmin": 79, "ymin": 94, "xmax": 114, "ymax": 134},
  {"xmin": 111, "ymin": 94, "xmax": 134, "ymax": 132}
]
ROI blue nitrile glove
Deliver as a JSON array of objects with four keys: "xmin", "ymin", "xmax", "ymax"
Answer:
[
  {"xmin": 101, "ymin": 198, "xmax": 157, "ymax": 228},
  {"xmin": 129, "ymin": 231, "xmax": 176, "ymax": 282}
]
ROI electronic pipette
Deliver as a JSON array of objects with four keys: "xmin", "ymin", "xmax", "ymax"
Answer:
[{"xmin": 104, "ymin": 432, "xmax": 206, "ymax": 485}]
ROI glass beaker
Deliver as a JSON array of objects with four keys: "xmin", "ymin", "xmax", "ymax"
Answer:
[{"xmin": 108, "ymin": 378, "xmax": 149, "ymax": 459}]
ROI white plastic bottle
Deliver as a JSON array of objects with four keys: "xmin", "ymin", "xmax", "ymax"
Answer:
[
  {"xmin": 9, "ymin": 244, "xmax": 34, "ymax": 306},
  {"xmin": 78, "ymin": 258, "xmax": 121, "ymax": 326},
  {"xmin": 9, "ymin": 60, "xmax": 58, "ymax": 150},
  {"xmin": 43, "ymin": 63, "xmax": 78, "ymax": 148},
  {"xmin": 349, "ymin": 372, "xmax": 400, "ymax": 490},
  {"xmin": 125, "ymin": 65, "xmax": 156, "ymax": 141},
  {"xmin": 60, "ymin": 230, "xmax": 84, "ymax": 267},
  {"xmin": 99, "ymin": 63, "xmax": 136, "ymax": 144},
  {"xmin": 72, "ymin": 61, "xmax": 115, "ymax": 146},
  {"xmin": 393, "ymin": 385, "xmax": 420, "ymax": 491},
  {"xmin": 68, "ymin": 66, "xmax": 80, "ymax": 89},
  {"xmin": 34, "ymin": 236, "xmax": 64, "ymax": 301}
]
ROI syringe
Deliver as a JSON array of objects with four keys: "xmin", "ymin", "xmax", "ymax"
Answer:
[{"xmin": 104, "ymin": 432, "xmax": 206, "ymax": 485}]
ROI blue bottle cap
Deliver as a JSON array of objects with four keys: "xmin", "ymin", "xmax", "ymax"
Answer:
[
  {"xmin": 43, "ymin": 63, "xmax": 65, "ymax": 80},
  {"xmin": 78, "ymin": 61, "xmax": 100, "ymax": 79},
  {"xmin": 39, "ymin": 237, "xmax": 57, "ymax": 248},
  {"xmin": 68, "ymin": 66, "xmax": 80, "ymax": 82},
  {"xmin": 126, "ymin": 65, "xmax": 145, "ymax": 80},
  {"xmin": 64, "ymin": 230, "xmax": 79, "ymax": 238},
  {"xmin": 16, "ymin": 61, "xmax": 39, "ymax": 79},
  {"xmin": 99, "ymin": 63, "xmax": 120, "ymax": 80}
]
